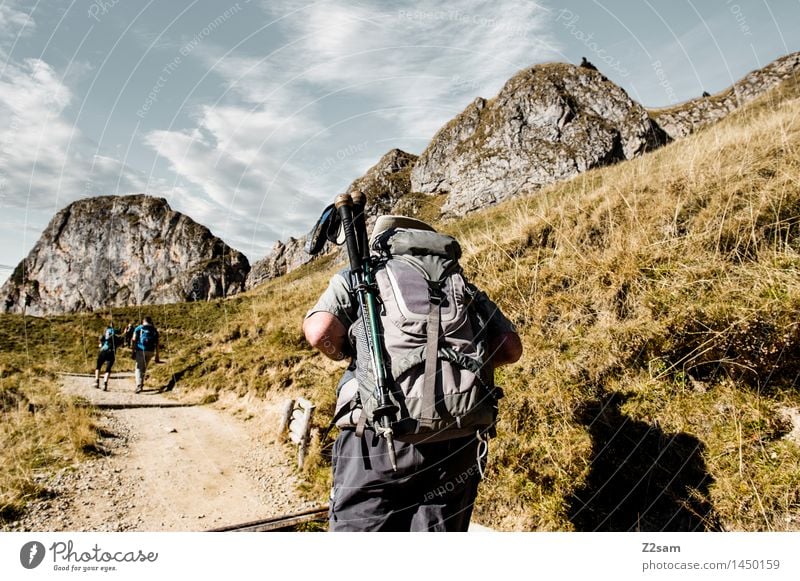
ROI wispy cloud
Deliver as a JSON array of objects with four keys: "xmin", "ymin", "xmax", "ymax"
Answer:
[
  {"xmin": 0, "ymin": 2, "xmax": 172, "ymax": 234},
  {"xmin": 0, "ymin": 52, "xmax": 159, "ymax": 211},
  {"xmin": 145, "ymin": 0, "xmax": 560, "ymax": 259},
  {"xmin": 0, "ymin": 1, "xmax": 35, "ymax": 45}
]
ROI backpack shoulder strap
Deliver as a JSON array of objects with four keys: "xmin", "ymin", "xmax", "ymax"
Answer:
[{"xmin": 419, "ymin": 279, "xmax": 446, "ymax": 429}]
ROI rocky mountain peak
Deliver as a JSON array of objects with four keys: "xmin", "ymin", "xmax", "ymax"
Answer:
[
  {"xmin": 346, "ymin": 148, "xmax": 418, "ymax": 220},
  {"xmin": 2, "ymin": 194, "xmax": 250, "ymax": 315},
  {"xmin": 410, "ymin": 62, "xmax": 669, "ymax": 216},
  {"xmin": 244, "ymin": 52, "xmax": 800, "ymax": 288}
]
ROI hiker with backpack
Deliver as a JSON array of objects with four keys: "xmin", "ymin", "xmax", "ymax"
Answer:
[
  {"xmin": 303, "ymin": 194, "xmax": 522, "ymax": 531},
  {"xmin": 123, "ymin": 321, "xmax": 136, "ymax": 356},
  {"xmin": 131, "ymin": 316, "xmax": 160, "ymax": 393},
  {"xmin": 94, "ymin": 322, "xmax": 119, "ymax": 390}
]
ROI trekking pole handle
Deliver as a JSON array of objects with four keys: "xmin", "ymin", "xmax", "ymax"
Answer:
[
  {"xmin": 352, "ymin": 192, "xmax": 365, "ymax": 204},
  {"xmin": 336, "ymin": 194, "xmax": 363, "ymax": 273}
]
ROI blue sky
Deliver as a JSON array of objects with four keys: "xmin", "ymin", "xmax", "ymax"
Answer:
[{"xmin": 1, "ymin": 0, "xmax": 798, "ymax": 277}]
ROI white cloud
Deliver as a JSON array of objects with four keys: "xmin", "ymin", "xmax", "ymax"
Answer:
[
  {"xmin": 201, "ymin": 104, "xmax": 322, "ymax": 159},
  {"xmin": 0, "ymin": 55, "xmax": 149, "ymax": 211},
  {"xmin": 0, "ymin": 2, "xmax": 35, "ymax": 45},
  {"xmin": 0, "ymin": 18, "xmax": 181, "ymax": 266},
  {"xmin": 144, "ymin": 0, "xmax": 560, "ymax": 260}
]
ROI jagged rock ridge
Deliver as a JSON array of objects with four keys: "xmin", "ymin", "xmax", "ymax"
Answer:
[
  {"xmin": 247, "ymin": 52, "xmax": 800, "ymax": 286},
  {"xmin": 651, "ymin": 52, "xmax": 800, "ymax": 139},
  {"xmin": 2, "ymin": 194, "xmax": 250, "ymax": 315}
]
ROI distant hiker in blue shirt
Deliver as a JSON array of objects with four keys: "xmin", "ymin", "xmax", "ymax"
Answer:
[
  {"xmin": 94, "ymin": 322, "xmax": 118, "ymax": 391},
  {"xmin": 131, "ymin": 316, "xmax": 160, "ymax": 393}
]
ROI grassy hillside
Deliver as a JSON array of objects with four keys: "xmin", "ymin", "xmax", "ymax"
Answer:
[
  {"xmin": 450, "ymin": 75, "xmax": 800, "ymax": 531},
  {"xmin": 3, "ymin": 74, "xmax": 800, "ymax": 530}
]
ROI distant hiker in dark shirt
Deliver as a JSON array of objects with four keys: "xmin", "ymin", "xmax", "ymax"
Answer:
[
  {"xmin": 123, "ymin": 322, "xmax": 135, "ymax": 354},
  {"xmin": 131, "ymin": 316, "xmax": 159, "ymax": 393},
  {"xmin": 94, "ymin": 323, "xmax": 118, "ymax": 390}
]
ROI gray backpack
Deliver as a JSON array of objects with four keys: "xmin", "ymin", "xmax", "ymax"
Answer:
[{"xmin": 342, "ymin": 228, "xmax": 501, "ymax": 442}]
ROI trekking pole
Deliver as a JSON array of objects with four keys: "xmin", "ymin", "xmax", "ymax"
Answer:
[{"xmin": 335, "ymin": 193, "xmax": 399, "ymax": 471}]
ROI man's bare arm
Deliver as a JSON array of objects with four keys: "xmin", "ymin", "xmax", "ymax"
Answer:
[{"xmin": 303, "ymin": 312, "xmax": 350, "ymax": 361}]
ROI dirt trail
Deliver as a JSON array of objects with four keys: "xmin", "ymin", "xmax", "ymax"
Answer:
[{"xmin": 12, "ymin": 373, "xmax": 316, "ymax": 532}]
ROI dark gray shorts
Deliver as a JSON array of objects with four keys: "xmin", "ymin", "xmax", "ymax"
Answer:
[
  {"xmin": 95, "ymin": 349, "xmax": 115, "ymax": 373},
  {"xmin": 329, "ymin": 429, "xmax": 483, "ymax": 532}
]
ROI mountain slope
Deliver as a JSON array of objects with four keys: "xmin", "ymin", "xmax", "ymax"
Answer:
[
  {"xmin": 247, "ymin": 53, "xmax": 800, "ymax": 285},
  {"xmin": 54, "ymin": 69, "xmax": 797, "ymax": 531}
]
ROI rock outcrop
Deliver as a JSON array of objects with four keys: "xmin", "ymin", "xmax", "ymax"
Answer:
[
  {"xmin": 1, "ymin": 194, "xmax": 249, "ymax": 315},
  {"xmin": 651, "ymin": 52, "xmax": 800, "ymax": 139},
  {"xmin": 345, "ymin": 149, "xmax": 418, "ymax": 221},
  {"xmin": 245, "ymin": 236, "xmax": 312, "ymax": 289},
  {"xmin": 245, "ymin": 149, "xmax": 417, "ymax": 288},
  {"xmin": 410, "ymin": 62, "xmax": 669, "ymax": 216}
]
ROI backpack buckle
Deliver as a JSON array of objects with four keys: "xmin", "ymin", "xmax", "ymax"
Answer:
[{"xmin": 427, "ymin": 280, "xmax": 446, "ymax": 305}]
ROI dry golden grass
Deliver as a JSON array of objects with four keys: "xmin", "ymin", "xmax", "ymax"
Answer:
[{"xmin": 0, "ymin": 366, "xmax": 97, "ymax": 522}]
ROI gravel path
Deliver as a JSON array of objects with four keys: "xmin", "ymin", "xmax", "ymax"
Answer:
[{"xmin": 5, "ymin": 373, "xmax": 317, "ymax": 532}]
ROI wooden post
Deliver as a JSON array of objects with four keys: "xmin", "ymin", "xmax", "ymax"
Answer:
[{"xmin": 279, "ymin": 399, "xmax": 294, "ymax": 433}]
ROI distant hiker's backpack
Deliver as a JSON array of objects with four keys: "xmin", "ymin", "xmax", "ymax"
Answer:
[
  {"xmin": 101, "ymin": 327, "xmax": 116, "ymax": 351},
  {"xmin": 347, "ymin": 228, "xmax": 500, "ymax": 441},
  {"xmin": 138, "ymin": 325, "xmax": 158, "ymax": 351}
]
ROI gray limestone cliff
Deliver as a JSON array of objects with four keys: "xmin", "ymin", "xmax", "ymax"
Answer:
[
  {"xmin": 245, "ymin": 236, "xmax": 314, "ymax": 289},
  {"xmin": 1, "ymin": 194, "xmax": 250, "ymax": 315}
]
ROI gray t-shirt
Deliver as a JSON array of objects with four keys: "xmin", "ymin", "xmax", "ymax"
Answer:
[{"xmin": 306, "ymin": 269, "xmax": 517, "ymax": 337}]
